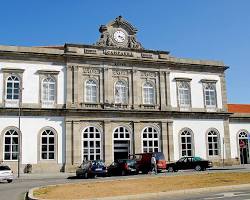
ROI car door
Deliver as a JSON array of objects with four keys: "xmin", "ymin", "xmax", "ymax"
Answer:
[{"xmin": 176, "ymin": 157, "xmax": 186, "ymax": 170}]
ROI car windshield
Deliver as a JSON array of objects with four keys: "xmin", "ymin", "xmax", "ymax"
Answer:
[
  {"xmin": 193, "ymin": 157, "xmax": 203, "ymax": 161},
  {"xmin": 119, "ymin": 159, "xmax": 136, "ymax": 165},
  {"xmin": 92, "ymin": 160, "xmax": 105, "ymax": 166}
]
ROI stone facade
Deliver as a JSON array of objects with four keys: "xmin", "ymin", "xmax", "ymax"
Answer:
[{"xmin": 0, "ymin": 16, "xmax": 248, "ymax": 173}]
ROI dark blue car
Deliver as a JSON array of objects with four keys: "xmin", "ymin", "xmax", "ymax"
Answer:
[{"xmin": 76, "ymin": 160, "xmax": 107, "ymax": 178}]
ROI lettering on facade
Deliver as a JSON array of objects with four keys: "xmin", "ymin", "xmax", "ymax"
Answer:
[
  {"xmin": 141, "ymin": 53, "xmax": 153, "ymax": 59},
  {"xmin": 84, "ymin": 48, "xmax": 97, "ymax": 54},
  {"xmin": 82, "ymin": 68, "xmax": 100, "ymax": 75},
  {"xmin": 141, "ymin": 71, "xmax": 157, "ymax": 78},
  {"xmin": 112, "ymin": 70, "xmax": 128, "ymax": 76},
  {"xmin": 104, "ymin": 50, "xmax": 133, "ymax": 57}
]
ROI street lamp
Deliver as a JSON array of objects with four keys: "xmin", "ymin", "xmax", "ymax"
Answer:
[{"xmin": 17, "ymin": 87, "xmax": 23, "ymax": 178}]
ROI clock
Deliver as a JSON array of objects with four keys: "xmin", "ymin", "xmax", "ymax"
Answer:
[{"xmin": 113, "ymin": 30, "xmax": 126, "ymax": 43}]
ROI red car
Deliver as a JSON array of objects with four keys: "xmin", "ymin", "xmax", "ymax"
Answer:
[{"xmin": 131, "ymin": 152, "xmax": 166, "ymax": 173}]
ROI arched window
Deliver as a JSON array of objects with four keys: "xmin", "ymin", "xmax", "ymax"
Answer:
[
  {"xmin": 42, "ymin": 77, "xmax": 56, "ymax": 104},
  {"xmin": 180, "ymin": 129, "xmax": 194, "ymax": 156},
  {"xmin": 4, "ymin": 129, "xmax": 19, "ymax": 160},
  {"xmin": 177, "ymin": 82, "xmax": 191, "ymax": 107},
  {"xmin": 239, "ymin": 131, "xmax": 248, "ymax": 139},
  {"xmin": 85, "ymin": 80, "xmax": 97, "ymax": 103},
  {"xmin": 204, "ymin": 83, "xmax": 216, "ymax": 107},
  {"xmin": 41, "ymin": 129, "xmax": 55, "ymax": 160},
  {"xmin": 115, "ymin": 81, "xmax": 127, "ymax": 104},
  {"xmin": 142, "ymin": 127, "xmax": 160, "ymax": 153},
  {"xmin": 82, "ymin": 127, "xmax": 102, "ymax": 161},
  {"xmin": 207, "ymin": 129, "xmax": 220, "ymax": 156},
  {"xmin": 143, "ymin": 82, "xmax": 155, "ymax": 104},
  {"xmin": 6, "ymin": 76, "xmax": 20, "ymax": 100},
  {"xmin": 113, "ymin": 126, "xmax": 130, "ymax": 139}
]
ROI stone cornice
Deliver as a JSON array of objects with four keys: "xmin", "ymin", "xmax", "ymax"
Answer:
[
  {"xmin": 36, "ymin": 70, "xmax": 60, "ymax": 75},
  {"xmin": 0, "ymin": 107, "xmax": 231, "ymax": 120},
  {"xmin": 1, "ymin": 68, "xmax": 25, "ymax": 73},
  {"xmin": 0, "ymin": 44, "xmax": 228, "ymax": 73}
]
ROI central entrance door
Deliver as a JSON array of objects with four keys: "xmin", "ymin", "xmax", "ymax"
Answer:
[
  {"xmin": 113, "ymin": 126, "xmax": 131, "ymax": 160},
  {"xmin": 238, "ymin": 131, "xmax": 250, "ymax": 164}
]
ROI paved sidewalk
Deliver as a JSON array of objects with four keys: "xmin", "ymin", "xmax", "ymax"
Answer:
[
  {"xmin": 209, "ymin": 164, "xmax": 250, "ymax": 170},
  {"xmin": 13, "ymin": 164, "xmax": 250, "ymax": 180},
  {"xmin": 13, "ymin": 172, "xmax": 75, "ymax": 180}
]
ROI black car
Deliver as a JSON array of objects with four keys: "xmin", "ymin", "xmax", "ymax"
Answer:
[
  {"xmin": 167, "ymin": 156, "xmax": 213, "ymax": 172},
  {"xmin": 76, "ymin": 160, "xmax": 107, "ymax": 178},
  {"xmin": 108, "ymin": 159, "xmax": 138, "ymax": 176}
]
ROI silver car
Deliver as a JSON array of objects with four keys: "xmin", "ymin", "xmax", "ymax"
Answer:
[{"xmin": 0, "ymin": 165, "xmax": 13, "ymax": 183}]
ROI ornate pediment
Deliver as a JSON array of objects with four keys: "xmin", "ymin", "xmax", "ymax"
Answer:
[{"xmin": 96, "ymin": 16, "xmax": 143, "ymax": 50}]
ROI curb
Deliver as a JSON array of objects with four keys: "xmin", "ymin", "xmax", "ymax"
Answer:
[{"xmin": 27, "ymin": 183, "xmax": 250, "ymax": 200}]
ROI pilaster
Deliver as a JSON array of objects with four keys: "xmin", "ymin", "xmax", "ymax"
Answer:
[
  {"xmin": 161, "ymin": 122, "xmax": 169, "ymax": 161},
  {"xmin": 73, "ymin": 66, "xmax": 79, "ymax": 107},
  {"xmin": 66, "ymin": 66, "xmax": 73, "ymax": 107},
  {"xmin": 167, "ymin": 121, "xmax": 174, "ymax": 162},
  {"xmin": 134, "ymin": 122, "xmax": 142, "ymax": 154},
  {"xmin": 132, "ymin": 69, "xmax": 139, "ymax": 109},
  {"xmin": 104, "ymin": 121, "xmax": 113, "ymax": 164},
  {"xmin": 65, "ymin": 121, "xmax": 75, "ymax": 172},
  {"xmin": 165, "ymin": 71, "xmax": 171, "ymax": 109},
  {"xmin": 220, "ymin": 74, "xmax": 228, "ymax": 112},
  {"xmin": 223, "ymin": 119, "xmax": 232, "ymax": 164},
  {"xmin": 160, "ymin": 71, "xmax": 167, "ymax": 110}
]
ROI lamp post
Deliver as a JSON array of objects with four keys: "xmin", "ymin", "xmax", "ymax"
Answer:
[{"xmin": 17, "ymin": 87, "xmax": 22, "ymax": 178}]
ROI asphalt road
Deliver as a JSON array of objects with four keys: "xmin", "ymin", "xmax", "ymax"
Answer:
[
  {"xmin": 149, "ymin": 188, "xmax": 250, "ymax": 200},
  {"xmin": 1, "ymin": 167, "xmax": 250, "ymax": 200}
]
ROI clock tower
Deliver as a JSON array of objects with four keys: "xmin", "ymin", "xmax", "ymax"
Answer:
[{"xmin": 96, "ymin": 16, "xmax": 143, "ymax": 49}]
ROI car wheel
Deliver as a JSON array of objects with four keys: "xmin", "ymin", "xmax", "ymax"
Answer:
[
  {"xmin": 84, "ymin": 172, "xmax": 88, "ymax": 179},
  {"xmin": 7, "ymin": 180, "xmax": 12, "ymax": 183},
  {"xmin": 167, "ymin": 166, "xmax": 174, "ymax": 172},
  {"xmin": 195, "ymin": 165, "xmax": 202, "ymax": 171},
  {"xmin": 121, "ymin": 170, "xmax": 126, "ymax": 176}
]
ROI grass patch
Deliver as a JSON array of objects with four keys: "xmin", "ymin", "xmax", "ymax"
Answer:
[{"xmin": 34, "ymin": 172, "xmax": 250, "ymax": 199}]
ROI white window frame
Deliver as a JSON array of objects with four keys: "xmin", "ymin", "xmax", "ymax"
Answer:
[
  {"xmin": 42, "ymin": 76, "xmax": 56, "ymax": 108},
  {"xmin": 180, "ymin": 129, "xmax": 194, "ymax": 157},
  {"xmin": 41, "ymin": 129, "xmax": 55, "ymax": 160},
  {"xmin": 114, "ymin": 80, "xmax": 127, "ymax": 104},
  {"xmin": 142, "ymin": 127, "xmax": 160, "ymax": 153},
  {"xmin": 85, "ymin": 79, "xmax": 97, "ymax": 103},
  {"xmin": 177, "ymin": 81, "xmax": 191, "ymax": 108},
  {"xmin": 82, "ymin": 126, "xmax": 102, "ymax": 161},
  {"xmin": 4, "ymin": 129, "xmax": 19, "ymax": 161},
  {"xmin": 204, "ymin": 83, "xmax": 217, "ymax": 108},
  {"xmin": 143, "ymin": 82, "xmax": 155, "ymax": 105},
  {"xmin": 207, "ymin": 129, "xmax": 220, "ymax": 156},
  {"xmin": 5, "ymin": 75, "xmax": 20, "ymax": 107}
]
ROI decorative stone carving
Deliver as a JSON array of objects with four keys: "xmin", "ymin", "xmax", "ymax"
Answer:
[
  {"xmin": 96, "ymin": 16, "xmax": 143, "ymax": 49},
  {"xmin": 141, "ymin": 71, "xmax": 157, "ymax": 78},
  {"xmin": 112, "ymin": 69, "xmax": 128, "ymax": 76},
  {"xmin": 82, "ymin": 68, "xmax": 100, "ymax": 75}
]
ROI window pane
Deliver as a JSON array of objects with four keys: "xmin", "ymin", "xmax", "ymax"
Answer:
[{"xmin": 42, "ymin": 153, "xmax": 47, "ymax": 159}]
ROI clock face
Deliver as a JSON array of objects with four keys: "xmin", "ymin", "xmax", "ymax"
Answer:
[{"xmin": 113, "ymin": 30, "xmax": 126, "ymax": 43}]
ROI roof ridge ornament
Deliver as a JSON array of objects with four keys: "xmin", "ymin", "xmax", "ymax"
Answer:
[{"xmin": 96, "ymin": 16, "xmax": 143, "ymax": 50}]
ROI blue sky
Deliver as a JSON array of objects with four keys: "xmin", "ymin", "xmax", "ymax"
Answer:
[{"xmin": 1, "ymin": 0, "xmax": 249, "ymax": 103}]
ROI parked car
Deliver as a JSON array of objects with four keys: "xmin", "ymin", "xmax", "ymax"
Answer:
[
  {"xmin": 108, "ymin": 159, "xmax": 138, "ymax": 176},
  {"xmin": 76, "ymin": 160, "xmax": 107, "ymax": 178},
  {"xmin": 0, "ymin": 165, "xmax": 13, "ymax": 183},
  {"xmin": 131, "ymin": 152, "xmax": 167, "ymax": 174},
  {"xmin": 167, "ymin": 156, "xmax": 213, "ymax": 172}
]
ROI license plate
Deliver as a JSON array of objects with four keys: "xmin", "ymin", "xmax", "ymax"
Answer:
[
  {"xmin": 95, "ymin": 168, "xmax": 102, "ymax": 171},
  {"xmin": 130, "ymin": 169, "xmax": 136, "ymax": 171}
]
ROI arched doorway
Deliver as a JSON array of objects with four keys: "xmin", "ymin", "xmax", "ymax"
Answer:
[
  {"xmin": 238, "ymin": 131, "xmax": 250, "ymax": 164},
  {"xmin": 113, "ymin": 126, "xmax": 131, "ymax": 160}
]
